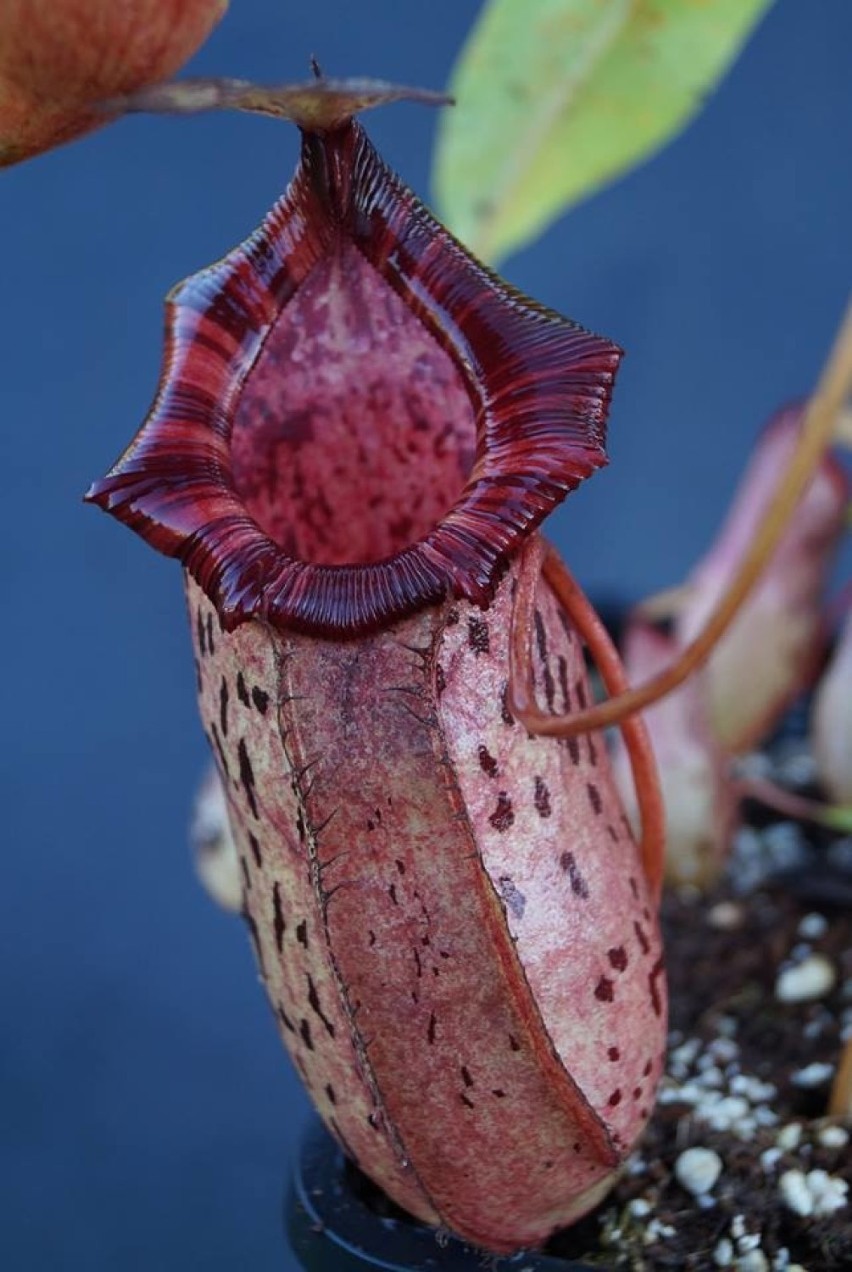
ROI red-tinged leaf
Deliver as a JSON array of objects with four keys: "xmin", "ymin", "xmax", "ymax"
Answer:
[
  {"xmin": 812, "ymin": 609, "xmax": 852, "ymax": 804},
  {"xmin": 676, "ymin": 405, "xmax": 849, "ymax": 752},
  {"xmin": 613, "ymin": 619, "xmax": 738, "ymax": 888},
  {"xmin": 0, "ymin": 0, "xmax": 226, "ymax": 165}
]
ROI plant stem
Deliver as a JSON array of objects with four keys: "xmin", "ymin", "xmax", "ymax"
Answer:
[{"xmin": 735, "ymin": 774, "xmax": 852, "ymax": 833}]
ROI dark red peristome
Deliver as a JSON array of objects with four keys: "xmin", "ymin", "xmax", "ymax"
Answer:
[{"xmin": 87, "ymin": 119, "xmax": 621, "ymax": 637}]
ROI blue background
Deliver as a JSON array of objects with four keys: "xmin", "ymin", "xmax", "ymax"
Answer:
[{"xmin": 1, "ymin": 1, "xmax": 850, "ymax": 1268}]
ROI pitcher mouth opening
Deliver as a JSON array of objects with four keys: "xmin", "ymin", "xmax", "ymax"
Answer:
[
  {"xmin": 228, "ymin": 236, "xmax": 478, "ymax": 570},
  {"xmin": 86, "ymin": 121, "xmax": 620, "ymax": 638}
]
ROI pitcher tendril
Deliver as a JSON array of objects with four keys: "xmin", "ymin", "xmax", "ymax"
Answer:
[{"xmin": 508, "ymin": 299, "xmax": 852, "ymax": 740}]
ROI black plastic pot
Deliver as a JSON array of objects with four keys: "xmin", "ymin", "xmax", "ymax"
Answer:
[{"xmin": 286, "ymin": 1119, "xmax": 602, "ymax": 1271}]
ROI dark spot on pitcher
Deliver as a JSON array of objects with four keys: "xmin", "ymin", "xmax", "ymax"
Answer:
[{"xmin": 468, "ymin": 616, "xmax": 490, "ymax": 655}]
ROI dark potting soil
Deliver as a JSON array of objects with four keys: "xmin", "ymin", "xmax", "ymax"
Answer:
[{"xmin": 545, "ymin": 866, "xmax": 851, "ymax": 1269}]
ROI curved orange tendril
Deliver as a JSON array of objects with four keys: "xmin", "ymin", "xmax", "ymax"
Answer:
[
  {"xmin": 509, "ymin": 537, "xmax": 666, "ymax": 901},
  {"xmin": 513, "ymin": 298, "xmax": 852, "ymax": 741}
]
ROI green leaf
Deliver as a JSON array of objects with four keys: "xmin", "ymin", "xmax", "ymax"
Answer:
[
  {"xmin": 823, "ymin": 805, "xmax": 852, "ymax": 834},
  {"xmin": 433, "ymin": 0, "xmax": 774, "ymax": 263}
]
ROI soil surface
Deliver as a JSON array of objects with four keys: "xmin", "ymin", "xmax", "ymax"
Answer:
[
  {"xmin": 547, "ymin": 877, "xmax": 851, "ymax": 1268},
  {"xmin": 544, "ymin": 738, "xmax": 852, "ymax": 1270}
]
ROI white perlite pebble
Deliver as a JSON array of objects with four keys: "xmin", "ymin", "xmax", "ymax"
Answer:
[
  {"xmin": 675, "ymin": 1147, "xmax": 723, "ymax": 1196},
  {"xmin": 707, "ymin": 901, "xmax": 744, "ymax": 930},
  {"xmin": 628, "ymin": 1197, "xmax": 652, "ymax": 1218},
  {"xmin": 797, "ymin": 912, "xmax": 828, "ymax": 940},
  {"xmin": 791, "ymin": 1061, "xmax": 834, "ymax": 1088},
  {"xmin": 735, "ymin": 751, "xmax": 773, "ymax": 781},
  {"xmin": 774, "ymin": 744, "xmax": 819, "ymax": 788},
  {"xmin": 714, "ymin": 1237, "xmax": 734, "ymax": 1266},
  {"xmin": 818, "ymin": 1125, "xmax": 849, "ymax": 1149},
  {"xmin": 745, "ymin": 1254, "xmax": 770, "ymax": 1272},
  {"xmin": 775, "ymin": 955, "xmax": 836, "ymax": 1003},
  {"xmin": 670, "ymin": 1038, "xmax": 701, "ymax": 1073},
  {"xmin": 779, "ymin": 1168, "xmax": 849, "ymax": 1217},
  {"xmin": 776, "ymin": 1123, "xmax": 803, "ymax": 1150},
  {"xmin": 701, "ymin": 1094, "xmax": 753, "ymax": 1134},
  {"xmin": 731, "ymin": 1074, "xmax": 777, "ymax": 1102},
  {"xmin": 738, "ymin": 1252, "xmax": 769, "ymax": 1272},
  {"xmin": 643, "ymin": 1218, "xmax": 676, "ymax": 1244}
]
